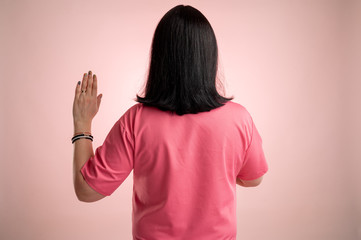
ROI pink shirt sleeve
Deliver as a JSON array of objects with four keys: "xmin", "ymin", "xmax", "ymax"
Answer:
[
  {"xmin": 80, "ymin": 117, "xmax": 134, "ymax": 196},
  {"xmin": 237, "ymin": 117, "xmax": 268, "ymax": 181}
]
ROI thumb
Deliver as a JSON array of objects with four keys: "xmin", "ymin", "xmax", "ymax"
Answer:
[{"xmin": 97, "ymin": 94, "xmax": 103, "ymax": 107}]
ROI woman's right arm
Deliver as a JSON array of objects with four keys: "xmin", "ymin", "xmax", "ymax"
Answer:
[{"xmin": 236, "ymin": 176, "xmax": 263, "ymax": 187}]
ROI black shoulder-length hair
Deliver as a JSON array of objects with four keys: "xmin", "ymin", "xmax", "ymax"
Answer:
[{"xmin": 135, "ymin": 4, "xmax": 234, "ymax": 116}]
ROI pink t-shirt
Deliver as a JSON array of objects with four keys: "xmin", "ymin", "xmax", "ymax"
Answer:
[{"xmin": 80, "ymin": 100, "xmax": 268, "ymax": 240}]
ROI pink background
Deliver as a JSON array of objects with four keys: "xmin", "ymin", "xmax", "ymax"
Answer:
[{"xmin": 1, "ymin": 0, "xmax": 360, "ymax": 239}]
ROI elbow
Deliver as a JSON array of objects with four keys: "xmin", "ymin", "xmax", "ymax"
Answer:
[
  {"xmin": 75, "ymin": 187, "xmax": 107, "ymax": 202},
  {"xmin": 75, "ymin": 190, "xmax": 88, "ymax": 202},
  {"xmin": 76, "ymin": 192, "xmax": 96, "ymax": 203},
  {"xmin": 74, "ymin": 178, "xmax": 96, "ymax": 202},
  {"xmin": 74, "ymin": 186, "xmax": 93, "ymax": 203}
]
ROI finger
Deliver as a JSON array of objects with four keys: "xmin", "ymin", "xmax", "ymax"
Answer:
[
  {"xmin": 75, "ymin": 81, "xmax": 81, "ymax": 100},
  {"xmin": 92, "ymin": 74, "xmax": 98, "ymax": 96},
  {"xmin": 87, "ymin": 70, "xmax": 93, "ymax": 95},
  {"xmin": 81, "ymin": 72, "xmax": 88, "ymax": 93},
  {"xmin": 97, "ymin": 94, "xmax": 102, "ymax": 108}
]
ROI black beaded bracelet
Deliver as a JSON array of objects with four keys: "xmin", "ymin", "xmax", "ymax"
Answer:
[
  {"xmin": 71, "ymin": 133, "xmax": 93, "ymax": 144},
  {"xmin": 72, "ymin": 136, "xmax": 93, "ymax": 144}
]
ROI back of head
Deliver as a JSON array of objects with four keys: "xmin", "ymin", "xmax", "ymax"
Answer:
[{"xmin": 135, "ymin": 5, "xmax": 234, "ymax": 116}]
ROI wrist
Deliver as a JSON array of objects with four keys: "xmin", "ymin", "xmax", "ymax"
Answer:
[{"xmin": 73, "ymin": 121, "xmax": 92, "ymax": 135}]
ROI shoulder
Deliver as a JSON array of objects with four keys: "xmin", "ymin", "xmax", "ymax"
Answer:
[
  {"xmin": 121, "ymin": 103, "xmax": 143, "ymax": 117},
  {"xmin": 225, "ymin": 101, "xmax": 255, "ymax": 136},
  {"xmin": 225, "ymin": 100, "xmax": 253, "ymax": 121},
  {"xmin": 118, "ymin": 103, "xmax": 143, "ymax": 130},
  {"xmin": 226, "ymin": 100, "xmax": 245, "ymax": 110}
]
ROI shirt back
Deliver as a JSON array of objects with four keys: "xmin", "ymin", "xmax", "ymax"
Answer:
[{"xmin": 80, "ymin": 100, "xmax": 268, "ymax": 240}]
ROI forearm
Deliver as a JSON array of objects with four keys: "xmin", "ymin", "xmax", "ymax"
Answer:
[{"xmin": 73, "ymin": 123, "xmax": 94, "ymax": 197}]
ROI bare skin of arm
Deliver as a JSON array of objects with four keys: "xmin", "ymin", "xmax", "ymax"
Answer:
[{"xmin": 236, "ymin": 176, "xmax": 263, "ymax": 187}]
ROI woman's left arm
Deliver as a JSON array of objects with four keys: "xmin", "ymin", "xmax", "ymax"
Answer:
[{"xmin": 72, "ymin": 71, "xmax": 104, "ymax": 202}]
